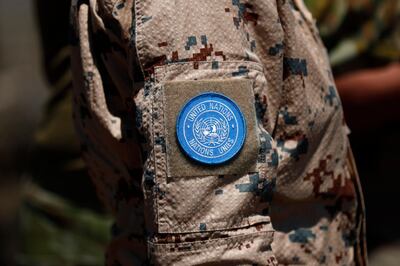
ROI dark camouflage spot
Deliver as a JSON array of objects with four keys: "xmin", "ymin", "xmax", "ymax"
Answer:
[
  {"xmin": 268, "ymin": 43, "xmax": 285, "ymax": 56},
  {"xmin": 289, "ymin": 228, "xmax": 316, "ymax": 243},
  {"xmin": 232, "ymin": 66, "xmax": 249, "ymax": 76},
  {"xmin": 283, "ymin": 57, "xmax": 308, "ymax": 79}
]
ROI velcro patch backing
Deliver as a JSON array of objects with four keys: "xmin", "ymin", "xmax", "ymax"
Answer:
[{"xmin": 164, "ymin": 79, "xmax": 259, "ymax": 177}]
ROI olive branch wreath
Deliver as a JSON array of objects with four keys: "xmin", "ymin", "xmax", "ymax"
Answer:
[{"xmin": 194, "ymin": 118, "xmax": 229, "ymax": 146}]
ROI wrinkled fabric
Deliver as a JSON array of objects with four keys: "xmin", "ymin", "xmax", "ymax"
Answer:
[
  {"xmin": 306, "ymin": 0, "xmax": 400, "ymax": 258},
  {"xmin": 70, "ymin": 0, "xmax": 366, "ymax": 265}
]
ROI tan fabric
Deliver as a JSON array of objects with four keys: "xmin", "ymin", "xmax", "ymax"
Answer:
[
  {"xmin": 70, "ymin": 0, "xmax": 366, "ymax": 265},
  {"xmin": 164, "ymin": 79, "xmax": 258, "ymax": 177}
]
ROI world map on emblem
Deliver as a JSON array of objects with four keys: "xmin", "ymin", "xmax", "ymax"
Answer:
[{"xmin": 176, "ymin": 92, "xmax": 246, "ymax": 165}]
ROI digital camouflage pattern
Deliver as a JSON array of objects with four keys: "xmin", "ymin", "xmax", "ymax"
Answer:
[
  {"xmin": 304, "ymin": 0, "xmax": 400, "ymax": 71},
  {"xmin": 305, "ymin": 0, "xmax": 400, "ymax": 260},
  {"xmin": 70, "ymin": 0, "xmax": 366, "ymax": 265}
]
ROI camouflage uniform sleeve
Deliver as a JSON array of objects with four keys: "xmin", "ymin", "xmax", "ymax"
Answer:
[
  {"xmin": 71, "ymin": 0, "xmax": 366, "ymax": 265},
  {"xmin": 70, "ymin": 0, "xmax": 148, "ymax": 264}
]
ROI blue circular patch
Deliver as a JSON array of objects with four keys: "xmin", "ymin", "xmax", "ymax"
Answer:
[{"xmin": 176, "ymin": 92, "xmax": 246, "ymax": 165}]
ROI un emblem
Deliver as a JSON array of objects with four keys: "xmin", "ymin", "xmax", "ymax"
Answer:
[{"xmin": 176, "ymin": 92, "xmax": 246, "ymax": 165}]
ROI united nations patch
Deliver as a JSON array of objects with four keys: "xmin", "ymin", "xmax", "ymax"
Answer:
[{"xmin": 176, "ymin": 92, "xmax": 246, "ymax": 165}]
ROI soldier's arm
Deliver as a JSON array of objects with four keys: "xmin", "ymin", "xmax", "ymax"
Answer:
[
  {"xmin": 70, "ymin": 0, "xmax": 365, "ymax": 265},
  {"xmin": 70, "ymin": 0, "xmax": 279, "ymax": 265}
]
